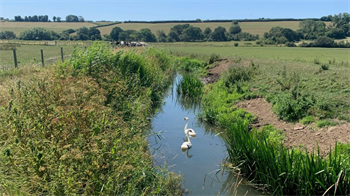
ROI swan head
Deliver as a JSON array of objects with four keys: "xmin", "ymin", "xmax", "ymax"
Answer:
[
  {"xmin": 186, "ymin": 128, "xmax": 196, "ymax": 138},
  {"xmin": 184, "ymin": 117, "xmax": 189, "ymax": 121}
]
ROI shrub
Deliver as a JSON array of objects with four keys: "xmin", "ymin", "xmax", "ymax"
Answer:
[
  {"xmin": 272, "ymin": 92, "xmax": 315, "ymax": 121},
  {"xmin": 221, "ymin": 64, "xmax": 257, "ymax": 88},
  {"xmin": 313, "ymin": 36, "xmax": 335, "ymax": 47},
  {"xmin": 285, "ymin": 42, "xmax": 296, "ymax": 47},
  {"xmin": 234, "ymin": 43, "xmax": 239, "ymax": 47},
  {"xmin": 320, "ymin": 63, "xmax": 329, "ymax": 70},
  {"xmin": 208, "ymin": 53, "xmax": 220, "ymax": 64}
]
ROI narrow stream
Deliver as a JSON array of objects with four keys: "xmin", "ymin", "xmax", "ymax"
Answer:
[{"xmin": 148, "ymin": 74, "xmax": 261, "ymax": 195}]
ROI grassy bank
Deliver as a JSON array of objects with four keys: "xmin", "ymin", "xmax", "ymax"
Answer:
[
  {"xmin": 195, "ymin": 55, "xmax": 350, "ymax": 194},
  {"xmin": 0, "ymin": 44, "xmax": 184, "ymax": 195}
]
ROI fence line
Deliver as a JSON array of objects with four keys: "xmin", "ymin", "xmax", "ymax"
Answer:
[
  {"xmin": 0, "ymin": 46, "xmax": 73, "ymax": 72},
  {"xmin": 0, "ymin": 40, "xmax": 93, "ymax": 46}
]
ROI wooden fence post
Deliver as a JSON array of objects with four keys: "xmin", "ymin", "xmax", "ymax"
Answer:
[
  {"xmin": 61, "ymin": 47, "xmax": 64, "ymax": 62},
  {"xmin": 41, "ymin": 49, "xmax": 44, "ymax": 67},
  {"xmin": 13, "ymin": 49, "xmax": 18, "ymax": 68}
]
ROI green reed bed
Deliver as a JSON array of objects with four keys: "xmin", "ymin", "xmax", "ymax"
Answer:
[
  {"xmin": 0, "ymin": 44, "xmax": 183, "ymax": 195},
  {"xmin": 176, "ymin": 75, "xmax": 203, "ymax": 98},
  {"xmin": 223, "ymin": 118, "xmax": 350, "ymax": 195}
]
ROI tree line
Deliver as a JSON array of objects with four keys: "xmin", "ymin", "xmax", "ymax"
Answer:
[
  {"xmin": 1, "ymin": 12, "xmax": 349, "ymax": 48},
  {"xmin": 12, "ymin": 14, "xmax": 84, "ymax": 22},
  {"xmin": 109, "ymin": 21, "xmax": 258, "ymax": 42}
]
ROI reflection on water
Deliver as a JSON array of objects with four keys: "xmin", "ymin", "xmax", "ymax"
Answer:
[
  {"xmin": 148, "ymin": 74, "xmax": 261, "ymax": 195},
  {"xmin": 182, "ymin": 148, "xmax": 193, "ymax": 158}
]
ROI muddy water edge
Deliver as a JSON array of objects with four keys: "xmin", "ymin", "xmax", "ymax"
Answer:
[{"xmin": 148, "ymin": 74, "xmax": 262, "ymax": 195}]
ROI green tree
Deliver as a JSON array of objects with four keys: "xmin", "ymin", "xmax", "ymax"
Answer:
[
  {"xmin": 298, "ymin": 20, "xmax": 326, "ymax": 39},
  {"xmin": 79, "ymin": 16, "xmax": 85, "ymax": 22},
  {"xmin": 19, "ymin": 27, "xmax": 54, "ymax": 40},
  {"xmin": 57, "ymin": 17, "xmax": 61, "ymax": 22},
  {"xmin": 170, "ymin": 24, "xmax": 190, "ymax": 35},
  {"xmin": 180, "ymin": 26, "xmax": 203, "ymax": 41},
  {"xmin": 156, "ymin": 30, "xmax": 167, "ymax": 42},
  {"xmin": 118, "ymin": 30, "xmax": 136, "ymax": 41},
  {"xmin": 0, "ymin": 31, "xmax": 16, "ymax": 39},
  {"xmin": 89, "ymin": 27, "xmax": 101, "ymax": 40},
  {"xmin": 77, "ymin": 26, "xmax": 89, "ymax": 40},
  {"xmin": 110, "ymin": 26, "xmax": 124, "ymax": 41},
  {"xmin": 32, "ymin": 15, "xmax": 38, "ymax": 22},
  {"xmin": 138, "ymin": 28, "xmax": 157, "ymax": 42},
  {"xmin": 167, "ymin": 30, "xmax": 180, "ymax": 42},
  {"xmin": 66, "ymin": 14, "xmax": 79, "ymax": 22},
  {"xmin": 229, "ymin": 25, "xmax": 242, "ymax": 34},
  {"xmin": 326, "ymin": 28, "xmax": 345, "ymax": 39},
  {"xmin": 53, "ymin": 16, "xmax": 56, "ymax": 22},
  {"xmin": 210, "ymin": 26, "xmax": 227, "ymax": 41},
  {"xmin": 203, "ymin": 27, "xmax": 212, "ymax": 38}
]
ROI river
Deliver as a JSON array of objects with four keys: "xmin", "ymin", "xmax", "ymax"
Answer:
[{"xmin": 148, "ymin": 74, "xmax": 262, "ymax": 195}]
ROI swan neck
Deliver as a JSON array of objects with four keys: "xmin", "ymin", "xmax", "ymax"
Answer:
[
  {"xmin": 184, "ymin": 119, "xmax": 189, "ymax": 130},
  {"xmin": 186, "ymin": 133, "xmax": 191, "ymax": 143}
]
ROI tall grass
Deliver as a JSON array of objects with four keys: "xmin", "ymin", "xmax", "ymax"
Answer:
[
  {"xmin": 0, "ymin": 43, "xmax": 184, "ymax": 195},
  {"xmin": 223, "ymin": 118, "xmax": 350, "ymax": 195},
  {"xmin": 176, "ymin": 74, "xmax": 203, "ymax": 98}
]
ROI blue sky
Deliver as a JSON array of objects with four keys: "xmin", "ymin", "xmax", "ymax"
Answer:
[{"xmin": 0, "ymin": 0, "xmax": 349, "ymax": 21}]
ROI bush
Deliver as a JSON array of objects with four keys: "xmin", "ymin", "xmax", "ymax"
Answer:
[
  {"xmin": 221, "ymin": 64, "xmax": 257, "ymax": 88},
  {"xmin": 208, "ymin": 53, "xmax": 220, "ymax": 64},
  {"xmin": 285, "ymin": 42, "xmax": 296, "ymax": 47},
  {"xmin": 320, "ymin": 63, "xmax": 329, "ymax": 70},
  {"xmin": 272, "ymin": 92, "xmax": 315, "ymax": 121},
  {"xmin": 234, "ymin": 43, "xmax": 239, "ymax": 47},
  {"xmin": 313, "ymin": 36, "xmax": 335, "ymax": 47}
]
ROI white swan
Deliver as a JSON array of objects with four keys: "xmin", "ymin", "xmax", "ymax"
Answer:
[
  {"xmin": 184, "ymin": 117, "xmax": 196, "ymax": 137},
  {"xmin": 181, "ymin": 129, "xmax": 192, "ymax": 149}
]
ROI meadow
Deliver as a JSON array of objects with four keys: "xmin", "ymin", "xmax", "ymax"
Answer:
[
  {"xmin": 0, "ymin": 44, "xmax": 84, "ymax": 67},
  {"xmin": 150, "ymin": 42, "xmax": 350, "ymax": 63}
]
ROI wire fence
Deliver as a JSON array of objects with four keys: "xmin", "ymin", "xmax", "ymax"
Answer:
[{"xmin": 0, "ymin": 48, "xmax": 72, "ymax": 72}]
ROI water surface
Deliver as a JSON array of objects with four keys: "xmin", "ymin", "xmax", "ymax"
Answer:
[{"xmin": 148, "ymin": 75, "xmax": 261, "ymax": 195}]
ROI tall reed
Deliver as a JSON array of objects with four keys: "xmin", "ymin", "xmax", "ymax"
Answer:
[
  {"xmin": 176, "ymin": 74, "xmax": 203, "ymax": 98},
  {"xmin": 222, "ymin": 117, "xmax": 350, "ymax": 195}
]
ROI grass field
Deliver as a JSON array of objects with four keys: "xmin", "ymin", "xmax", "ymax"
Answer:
[
  {"xmin": 155, "ymin": 42, "xmax": 350, "ymax": 122},
  {"xmin": 0, "ymin": 44, "xmax": 84, "ymax": 67},
  {"xmin": 0, "ymin": 22, "xmax": 97, "ymax": 36},
  {"xmin": 150, "ymin": 42, "xmax": 350, "ymax": 63},
  {"xmin": 98, "ymin": 21, "xmax": 332, "ymax": 36}
]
